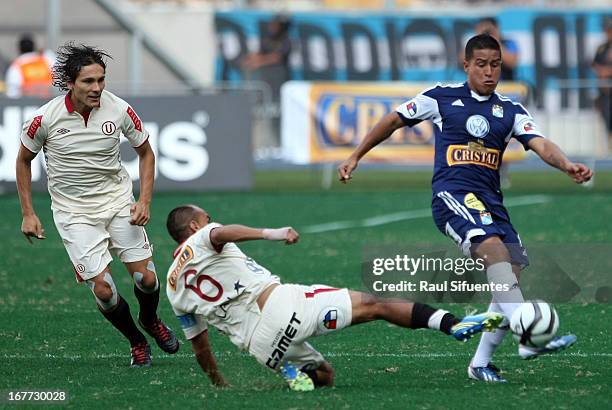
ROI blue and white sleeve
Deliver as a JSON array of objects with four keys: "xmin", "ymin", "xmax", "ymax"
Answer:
[
  {"xmin": 395, "ymin": 90, "xmax": 441, "ymax": 127},
  {"xmin": 512, "ymin": 105, "xmax": 545, "ymax": 149}
]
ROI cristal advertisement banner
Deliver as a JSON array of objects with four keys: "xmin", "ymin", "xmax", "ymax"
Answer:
[
  {"xmin": 281, "ymin": 81, "xmax": 529, "ymax": 164},
  {"xmin": 215, "ymin": 9, "xmax": 609, "ymax": 109},
  {"xmin": 0, "ymin": 93, "xmax": 254, "ymax": 193}
]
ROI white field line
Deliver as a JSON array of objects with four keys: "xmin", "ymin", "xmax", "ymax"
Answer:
[
  {"xmin": 302, "ymin": 195, "xmax": 550, "ymax": 234},
  {"xmin": 3, "ymin": 350, "xmax": 610, "ymax": 360}
]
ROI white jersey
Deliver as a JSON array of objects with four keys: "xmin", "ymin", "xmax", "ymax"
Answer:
[
  {"xmin": 20, "ymin": 90, "xmax": 149, "ymax": 213},
  {"xmin": 166, "ymin": 223, "xmax": 280, "ymax": 349}
]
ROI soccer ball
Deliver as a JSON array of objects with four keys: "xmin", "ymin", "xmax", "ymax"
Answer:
[{"xmin": 510, "ymin": 301, "xmax": 559, "ymax": 347}]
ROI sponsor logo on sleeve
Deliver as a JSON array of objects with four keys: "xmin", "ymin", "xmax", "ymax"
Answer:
[
  {"xmin": 127, "ymin": 106, "xmax": 143, "ymax": 132},
  {"xmin": 406, "ymin": 101, "xmax": 417, "ymax": 116},
  {"xmin": 523, "ymin": 121, "xmax": 535, "ymax": 132},
  {"xmin": 168, "ymin": 245, "xmax": 194, "ymax": 290},
  {"xmin": 27, "ymin": 115, "xmax": 43, "ymax": 139}
]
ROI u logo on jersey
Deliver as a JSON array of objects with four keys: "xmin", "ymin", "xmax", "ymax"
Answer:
[
  {"xmin": 465, "ymin": 115, "xmax": 489, "ymax": 138},
  {"xmin": 102, "ymin": 121, "xmax": 116, "ymax": 135}
]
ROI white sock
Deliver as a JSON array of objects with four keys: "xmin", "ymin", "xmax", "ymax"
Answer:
[
  {"xmin": 427, "ymin": 309, "xmax": 448, "ymax": 331},
  {"xmin": 471, "ymin": 302, "xmax": 508, "ymax": 368},
  {"xmin": 486, "ymin": 262, "xmax": 524, "ymax": 320}
]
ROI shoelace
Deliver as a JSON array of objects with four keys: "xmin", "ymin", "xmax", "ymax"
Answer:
[
  {"xmin": 151, "ymin": 320, "xmax": 172, "ymax": 342},
  {"xmin": 131, "ymin": 343, "xmax": 149, "ymax": 362}
]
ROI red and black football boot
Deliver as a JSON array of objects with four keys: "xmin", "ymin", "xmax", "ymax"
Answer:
[
  {"xmin": 130, "ymin": 341, "xmax": 152, "ymax": 368},
  {"xmin": 139, "ymin": 317, "xmax": 179, "ymax": 354}
]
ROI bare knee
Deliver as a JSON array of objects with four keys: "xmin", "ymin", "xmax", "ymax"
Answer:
[
  {"xmin": 128, "ymin": 259, "xmax": 159, "ymax": 292},
  {"xmin": 87, "ymin": 271, "xmax": 118, "ymax": 311},
  {"xmin": 473, "ymin": 236, "xmax": 511, "ymax": 266},
  {"xmin": 138, "ymin": 270, "xmax": 157, "ymax": 289},
  {"xmin": 350, "ymin": 291, "xmax": 384, "ymax": 324}
]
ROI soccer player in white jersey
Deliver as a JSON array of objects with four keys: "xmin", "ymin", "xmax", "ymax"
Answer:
[
  {"xmin": 338, "ymin": 34, "xmax": 593, "ymax": 382},
  {"xmin": 15, "ymin": 43, "xmax": 179, "ymax": 367},
  {"xmin": 165, "ymin": 204, "xmax": 504, "ymax": 391}
]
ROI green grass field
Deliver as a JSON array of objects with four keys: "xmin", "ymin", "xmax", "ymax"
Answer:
[{"xmin": 1, "ymin": 170, "xmax": 611, "ymax": 409}]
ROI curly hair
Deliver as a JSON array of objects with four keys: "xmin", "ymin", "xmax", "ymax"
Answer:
[{"xmin": 52, "ymin": 42, "xmax": 112, "ymax": 91}]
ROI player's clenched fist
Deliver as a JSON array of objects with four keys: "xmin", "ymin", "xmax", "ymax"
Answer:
[
  {"xmin": 337, "ymin": 157, "xmax": 358, "ymax": 183},
  {"xmin": 263, "ymin": 227, "xmax": 300, "ymax": 244},
  {"xmin": 130, "ymin": 201, "xmax": 151, "ymax": 226},
  {"xmin": 564, "ymin": 162, "xmax": 593, "ymax": 184},
  {"xmin": 21, "ymin": 214, "xmax": 46, "ymax": 243}
]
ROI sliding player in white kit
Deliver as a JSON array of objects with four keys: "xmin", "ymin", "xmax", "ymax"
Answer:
[
  {"xmin": 165, "ymin": 204, "xmax": 504, "ymax": 391},
  {"xmin": 15, "ymin": 43, "xmax": 178, "ymax": 367}
]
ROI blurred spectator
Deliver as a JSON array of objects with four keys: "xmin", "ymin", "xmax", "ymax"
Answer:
[
  {"xmin": 5, "ymin": 34, "xmax": 55, "ymax": 98},
  {"xmin": 475, "ymin": 17, "xmax": 519, "ymax": 81},
  {"xmin": 592, "ymin": 16, "xmax": 612, "ymax": 147},
  {"xmin": 241, "ymin": 14, "xmax": 292, "ymax": 105}
]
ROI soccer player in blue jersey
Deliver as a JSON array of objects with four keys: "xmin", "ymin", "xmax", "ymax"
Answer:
[{"xmin": 338, "ymin": 34, "xmax": 592, "ymax": 383}]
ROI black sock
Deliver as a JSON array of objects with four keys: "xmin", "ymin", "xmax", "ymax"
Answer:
[
  {"xmin": 134, "ymin": 285, "xmax": 160, "ymax": 326},
  {"xmin": 410, "ymin": 303, "xmax": 460, "ymax": 335},
  {"xmin": 100, "ymin": 296, "xmax": 146, "ymax": 346},
  {"xmin": 410, "ymin": 303, "xmax": 438, "ymax": 329},
  {"xmin": 440, "ymin": 313, "xmax": 460, "ymax": 335}
]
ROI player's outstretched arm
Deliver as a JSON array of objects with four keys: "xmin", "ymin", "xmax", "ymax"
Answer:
[
  {"xmin": 15, "ymin": 144, "xmax": 45, "ymax": 243},
  {"xmin": 337, "ymin": 112, "xmax": 405, "ymax": 183},
  {"xmin": 527, "ymin": 138, "xmax": 593, "ymax": 183},
  {"xmin": 191, "ymin": 330, "xmax": 229, "ymax": 388},
  {"xmin": 130, "ymin": 141, "xmax": 155, "ymax": 226},
  {"xmin": 210, "ymin": 225, "xmax": 299, "ymax": 247}
]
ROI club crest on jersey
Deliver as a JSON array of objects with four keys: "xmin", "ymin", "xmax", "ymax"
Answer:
[
  {"xmin": 492, "ymin": 104, "xmax": 503, "ymax": 118},
  {"xmin": 102, "ymin": 121, "xmax": 116, "ymax": 135},
  {"xmin": 465, "ymin": 115, "xmax": 489, "ymax": 138},
  {"xmin": 406, "ymin": 101, "xmax": 417, "ymax": 117},
  {"xmin": 168, "ymin": 245, "xmax": 194, "ymax": 290}
]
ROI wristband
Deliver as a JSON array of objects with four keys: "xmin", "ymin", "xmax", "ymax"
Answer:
[{"xmin": 262, "ymin": 227, "xmax": 290, "ymax": 241}]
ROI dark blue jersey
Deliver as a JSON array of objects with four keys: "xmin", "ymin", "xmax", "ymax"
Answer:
[{"xmin": 396, "ymin": 82, "xmax": 543, "ymax": 196}]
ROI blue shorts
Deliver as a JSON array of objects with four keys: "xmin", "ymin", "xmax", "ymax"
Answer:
[{"xmin": 431, "ymin": 190, "xmax": 529, "ymax": 268}]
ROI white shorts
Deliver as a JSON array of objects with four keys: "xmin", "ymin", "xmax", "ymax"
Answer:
[
  {"xmin": 248, "ymin": 283, "xmax": 352, "ymax": 372},
  {"xmin": 53, "ymin": 202, "xmax": 152, "ymax": 282}
]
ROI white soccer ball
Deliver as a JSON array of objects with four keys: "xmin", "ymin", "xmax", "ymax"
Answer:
[{"xmin": 510, "ymin": 301, "xmax": 559, "ymax": 347}]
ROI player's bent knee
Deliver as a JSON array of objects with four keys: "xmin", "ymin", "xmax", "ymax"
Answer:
[
  {"xmin": 473, "ymin": 236, "xmax": 511, "ymax": 265},
  {"xmin": 132, "ymin": 260, "xmax": 159, "ymax": 293},
  {"xmin": 86, "ymin": 271, "xmax": 118, "ymax": 311}
]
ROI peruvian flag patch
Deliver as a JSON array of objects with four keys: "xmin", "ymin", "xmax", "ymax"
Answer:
[
  {"xmin": 127, "ymin": 106, "xmax": 142, "ymax": 132},
  {"xmin": 27, "ymin": 115, "xmax": 43, "ymax": 139}
]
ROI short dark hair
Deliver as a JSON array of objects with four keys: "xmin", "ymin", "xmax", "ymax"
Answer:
[
  {"xmin": 18, "ymin": 34, "xmax": 35, "ymax": 54},
  {"xmin": 167, "ymin": 205, "xmax": 198, "ymax": 243},
  {"xmin": 477, "ymin": 17, "xmax": 498, "ymax": 28},
  {"xmin": 465, "ymin": 34, "xmax": 501, "ymax": 61},
  {"xmin": 52, "ymin": 42, "xmax": 112, "ymax": 91}
]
